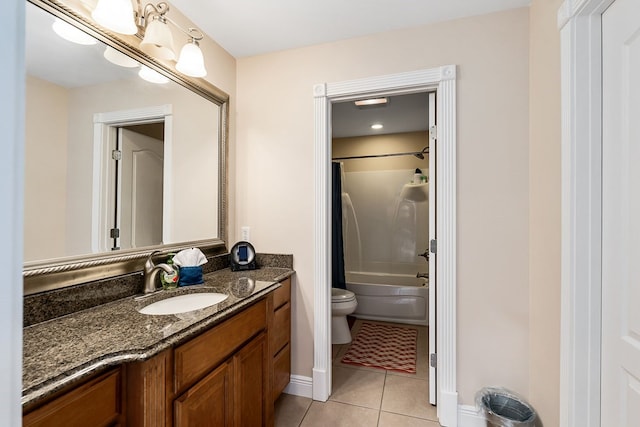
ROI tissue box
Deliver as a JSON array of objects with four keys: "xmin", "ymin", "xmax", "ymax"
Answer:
[{"xmin": 178, "ymin": 266, "xmax": 204, "ymax": 286}]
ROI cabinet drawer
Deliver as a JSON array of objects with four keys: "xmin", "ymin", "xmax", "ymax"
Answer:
[
  {"xmin": 271, "ymin": 301, "xmax": 290, "ymax": 355},
  {"xmin": 24, "ymin": 369, "xmax": 121, "ymax": 427},
  {"xmin": 174, "ymin": 299, "xmax": 267, "ymax": 394},
  {"xmin": 272, "ymin": 344, "xmax": 291, "ymax": 402},
  {"xmin": 272, "ymin": 278, "xmax": 291, "ymax": 310}
]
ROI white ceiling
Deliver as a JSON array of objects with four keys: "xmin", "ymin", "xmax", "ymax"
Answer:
[
  {"xmin": 26, "ymin": 3, "xmax": 139, "ymax": 88},
  {"xmin": 26, "ymin": 0, "xmax": 530, "ymax": 137},
  {"xmin": 332, "ymin": 92, "xmax": 430, "ymax": 138},
  {"xmin": 170, "ymin": 0, "xmax": 530, "ymax": 58}
]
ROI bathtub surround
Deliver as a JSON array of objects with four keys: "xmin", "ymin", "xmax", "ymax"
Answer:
[
  {"xmin": 341, "ymin": 169, "xmax": 429, "ymax": 276},
  {"xmin": 23, "ymin": 252, "xmax": 293, "ymax": 326}
]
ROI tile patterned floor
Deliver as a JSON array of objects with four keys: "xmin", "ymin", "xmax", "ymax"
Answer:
[{"xmin": 275, "ymin": 320, "xmax": 442, "ymax": 427}]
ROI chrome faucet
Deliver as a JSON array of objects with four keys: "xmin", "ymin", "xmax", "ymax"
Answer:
[
  {"xmin": 418, "ymin": 250, "xmax": 429, "ymax": 261},
  {"xmin": 143, "ymin": 251, "xmax": 176, "ymax": 294},
  {"xmin": 416, "ymin": 272, "xmax": 429, "ymax": 279}
]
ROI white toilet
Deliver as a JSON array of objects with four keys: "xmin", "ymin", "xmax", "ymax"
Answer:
[{"xmin": 331, "ymin": 288, "xmax": 358, "ymax": 344}]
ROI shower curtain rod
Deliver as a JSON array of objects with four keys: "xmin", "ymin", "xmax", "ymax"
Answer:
[{"xmin": 332, "ymin": 146, "xmax": 429, "ymax": 161}]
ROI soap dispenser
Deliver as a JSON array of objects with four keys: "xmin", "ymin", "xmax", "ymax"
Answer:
[{"xmin": 161, "ymin": 253, "xmax": 179, "ymax": 289}]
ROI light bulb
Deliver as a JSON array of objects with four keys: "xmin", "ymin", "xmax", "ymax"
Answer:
[
  {"xmin": 103, "ymin": 46, "xmax": 139, "ymax": 68},
  {"xmin": 92, "ymin": 0, "xmax": 137, "ymax": 35},
  {"xmin": 140, "ymin": 18, "xmax": 176, "ymax": 61},
  {"xmin": 138, "ymin": 66, "xmax": 170, "ymax": 84},
  {"xmin": 176, "ymin": 40, "xmax": 207, "ymax": 78},
  {"xmin": 52, "ymin": 18, "xmax": 97, "ymax": 45}
]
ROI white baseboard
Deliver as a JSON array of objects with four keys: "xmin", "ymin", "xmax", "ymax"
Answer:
[
  {"xmin": 458, "ymin": 404, "xmax": 486, "ymax": 427},
  {"xmin": 283, "ymin": 375, "xmax": 313, "ymax": 399}
]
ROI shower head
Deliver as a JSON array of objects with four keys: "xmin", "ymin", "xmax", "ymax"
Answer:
[{"xmin": 413, "ymin": 146, "xmax": 428, "ymax": 160}]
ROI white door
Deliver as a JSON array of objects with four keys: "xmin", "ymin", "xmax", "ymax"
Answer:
[
  {"xmin": 428, "ymin": 91, "xmax": 437, "ymax": 405},
  {"xmin": 118, "ymin": 127, "xmax": 164, "ymax": 249},
  {"xmin": 602, "ymin": 0, "xmax": 640, "ymax": 424}
]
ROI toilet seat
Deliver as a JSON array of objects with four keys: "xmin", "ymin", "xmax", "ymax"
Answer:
[{"xmin": 332, "ymin": 288, "xmax": 356, "ymax": 303}]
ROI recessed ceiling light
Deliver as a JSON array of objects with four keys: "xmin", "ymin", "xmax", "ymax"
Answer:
[
  {"xmin": 371, "ymin": 123, "xmax": 383, "ymax": 130},
  {"xmin": 355, "ymin": 97, "xmax": 388, "ymax": 107}
]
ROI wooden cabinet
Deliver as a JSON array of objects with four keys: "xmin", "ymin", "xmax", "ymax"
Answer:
[
  {"xmin": 126, "ymin": 298, "xmax": 270, "ymax": 426},
  {"xmin": 24, "ymin": 277, "xmax": 292, "ymax": 427},
  {"xmin": 174, "ymin": 361, "xmax": 233, "ymax": 427},
  {"xmin": 269, "ymin": 277, "xmax": 291, "ymax": 402},
  {"xmin": 173, "ymin": 332, "xmax": 268, "ymax": 427},
  {"xmin": 23, "ymin": 368, "xmax": 122, "ymax": 427},
  {"xmin": 233, "ymin": 333, "xmax": 268, "ymax": 426}
]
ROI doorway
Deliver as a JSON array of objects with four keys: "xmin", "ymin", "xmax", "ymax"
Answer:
[
  {"xmin": 91, "ymin": 104, "xmax": 173, "ymax": 254},
  {"xmin": 313, "ymin": 66, "xmax": 458, "ymax": 426},
  {"xmin": 331, "ymin": 91, "xmax": 436, "ymax": 404},
  {"xmin": 109, "ymin": 123, "xmax": 165, "ymax": 251}
]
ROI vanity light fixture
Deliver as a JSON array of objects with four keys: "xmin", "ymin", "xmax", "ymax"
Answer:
[
  {"xmin": 92, "ymin": 0, "xmax": 138, "ymax": 35},
  {"xmin": 52, "ymin": 18, "xmax": 97, "ymax": 45},
  {"xmin": 91, "ymin": 0, "xmax": 208, "ymax": 78},
  {"xmin": 140, "ymin": 12, "xmax": 176, "ymax": 60},
  {"xmin": 355, "ymin": 97, "xmax": 388, "ymax": 107},
  {"xmin": 138, "ymin": 65, "xmax": 170, "ymax": 84},
  {"xmin": 176, "ymin": 35, "xmax": 207, "ymax": 77},
  {"xmin": 371, "ymin": 123, "xmax": 384, "ymax": 130},
  {"xmin": 103, "ymin": 46, "xmax": 139, "ymax": 68}
]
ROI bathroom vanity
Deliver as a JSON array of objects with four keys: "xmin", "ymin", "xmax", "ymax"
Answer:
[{"xmin": 22, "ymin": 268, "xmax": 293, "ymax": 427}]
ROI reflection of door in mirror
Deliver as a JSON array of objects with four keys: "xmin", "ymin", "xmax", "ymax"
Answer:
[
  {"xmin": 112, "ymin": 124, "xmax": 164, "ymax": 251},
  {"xmin": 24, "ymin": 2, "xmax": 224, "ymax": 266}
]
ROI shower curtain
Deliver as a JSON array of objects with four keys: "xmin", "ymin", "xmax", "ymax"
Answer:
[{"xmin": 332, "ymin": 162, "xmax": 346, "ymax": 289}]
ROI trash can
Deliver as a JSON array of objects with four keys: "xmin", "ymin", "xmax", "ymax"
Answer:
[{"xmin": 476, "ymin": 387, "xmax": 537, "ymax": 427}]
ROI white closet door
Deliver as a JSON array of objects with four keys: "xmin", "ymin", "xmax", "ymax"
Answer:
[
  {"xmin": 602, "ymin": 0, "xmax": 640, "ymax": 424},
  {"xmin": 119, "ymin": 128, "xmax": 164, "ymax": 249}
]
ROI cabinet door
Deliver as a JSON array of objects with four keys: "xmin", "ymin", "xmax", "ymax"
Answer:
[
  {"xmin": 234, "ymin": 332, "xmax": 267, "ymax": 427},
  {"xmin": 23, "ymin": 369, "xmax": 121, "ymax": 427},
  {"xmin": 174, "ymin": 361, "xmax": 233, "ymax": 427}
]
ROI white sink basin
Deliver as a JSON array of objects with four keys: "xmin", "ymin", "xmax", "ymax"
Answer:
[{"xmin": 138, "ymin": 293, "xmax": 228, "ymax": 315}]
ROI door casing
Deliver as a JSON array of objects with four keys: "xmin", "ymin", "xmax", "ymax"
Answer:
[
  {"xmin": 559, "ymin": 0, "xmax": 616, "ymax": 425},
  {"xmin": 313, "ymin": 65, "xmax": 458, "ymax": 426}
]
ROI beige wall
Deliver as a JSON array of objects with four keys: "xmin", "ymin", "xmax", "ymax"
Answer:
[
  {"xmin": 528, "ymin": 0, "xmax": 562, "ymax": 425},
  {"xmin": 24, "ymin": 76, "xmax": 68, "ymax": 261},
  {"xmin": 63, "ymin": 78, "xmax": 220, "ymax": 255},
  {"xmin": 236, "ymin": 8, "xmax": 530, "ymax": 405},
  {"xmin": 333, "ymin": 131, "xmax": 429, "ymax": 173}
]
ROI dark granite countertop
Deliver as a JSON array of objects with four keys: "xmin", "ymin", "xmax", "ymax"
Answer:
[{"xmin": 22, "ymin": 267, "xmax": 293, "ymax": 408}]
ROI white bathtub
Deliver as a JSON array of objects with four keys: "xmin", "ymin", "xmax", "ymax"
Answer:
[{"xmin": 345, "ymin": 271, "xmax": 428, "ymax": 326}]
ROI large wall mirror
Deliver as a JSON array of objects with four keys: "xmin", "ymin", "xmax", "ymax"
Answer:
[{"xmin": 24, "ymin": 0, "xmax": 228, "ymax": 294}]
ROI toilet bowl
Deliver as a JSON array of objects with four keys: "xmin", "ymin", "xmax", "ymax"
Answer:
[{"xmin": 331, "ymin": 288, "xmax": 358, "ymax": 344}]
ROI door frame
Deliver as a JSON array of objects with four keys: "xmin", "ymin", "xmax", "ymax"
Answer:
[
  {"xmin": 558, "ymin": 0, "xmax": 614, "ymax": 426},
  {"xmin": 92, "ymin": 105, "xmax": 173, "ymax": 253},
  {"xmin": 312, "ymin": 65, "xmax": 458, "ymax": 426}
]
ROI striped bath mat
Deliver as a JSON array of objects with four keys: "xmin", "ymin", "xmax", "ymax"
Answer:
[{"xmin": 341, "ymin": 321, "xmax": 418, "ymax": 374}]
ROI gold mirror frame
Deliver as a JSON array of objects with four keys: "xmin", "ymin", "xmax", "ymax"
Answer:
[{"xmin": 24, "ymin": 0, "xmax": 229, "ymax": 295}]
